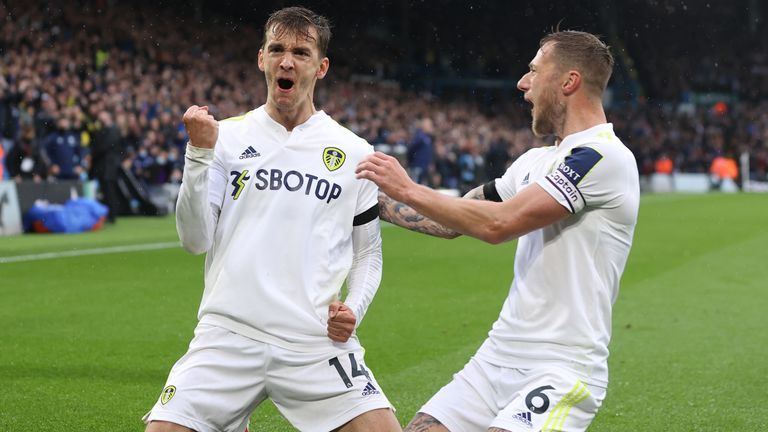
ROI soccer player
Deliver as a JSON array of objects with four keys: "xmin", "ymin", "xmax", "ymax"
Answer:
[
  {"xmin": 357, "ymin": 30, "xmax": 639, "ymax": 432},
  {"xmin": 144, "ymin": 7, "xmax": 401, "ymax": 432}
]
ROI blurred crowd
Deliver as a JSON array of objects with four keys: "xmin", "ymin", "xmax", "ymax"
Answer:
[{"xmin": 2, "ymin": 0, "xmax": 767, "ymax": 209}]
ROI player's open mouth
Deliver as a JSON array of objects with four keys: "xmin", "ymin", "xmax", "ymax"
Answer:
[{"xmin": 278, "ymin": 78, "xmax": 294, "ymax": 90}]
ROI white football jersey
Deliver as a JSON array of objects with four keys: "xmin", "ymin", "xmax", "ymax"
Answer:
[
  {"xmin": 181, "ymin": 107, "xmax": 379, "ymax": 353},
  {"xmin": 476, "ymin": 123, "xmax": 639, "ymax": 387}
]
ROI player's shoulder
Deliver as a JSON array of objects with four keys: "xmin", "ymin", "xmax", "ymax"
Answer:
[
  {"xmin": 571, "ymin": 124, "xmax": 633, "ymax": 161},
  {"xmin": 218, "ymin": 110, "xmax": 254, "ymax": 131},
  {"xmin": 516, "ymin": 144, "xmax": 556, "ymax": 165},
  {"xmin": 314, "ymin": 111, "xmax": 373, "ymax": 155},
  {"xmin": 524, "ymin": 145, "xmax": 555, "ymax": 156},
  {"xmin": 212, "ymin": 110, "xmax": 259, "ymax": 157}
]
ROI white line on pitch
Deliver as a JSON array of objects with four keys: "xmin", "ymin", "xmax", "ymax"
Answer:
[
  {"xmin": 2, "ymin": 223, "xmax": 399, "ymax": 264},
  {"xmin": 0, "ymin": 241, "xmax": 181, "ymax": 264}
]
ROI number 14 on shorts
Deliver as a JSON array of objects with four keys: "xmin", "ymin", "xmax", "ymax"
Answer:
[{"xmin": 329, "ymin": 353, "xmax": 371, "ymax": 388}]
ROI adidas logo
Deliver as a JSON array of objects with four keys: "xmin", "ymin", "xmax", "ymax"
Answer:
[
  {"xmin": 239, "ymin": 146, "xmax": 261, "ymax": 159},
  {"xmin": 521, "ymin": 173, "xmax": 530, "ymax": 185},
  {"xmin": 512, "ymin": 411, "xmax": 532, "ymax": 427},
  {"xmin": 361, "ymin": 382, "xmax": 380, "ymax": 396}
]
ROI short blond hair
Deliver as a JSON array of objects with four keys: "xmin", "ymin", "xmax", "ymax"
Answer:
[{"xmin": 541, "ymin": 31, "xmax": 614, "ymax": 94}]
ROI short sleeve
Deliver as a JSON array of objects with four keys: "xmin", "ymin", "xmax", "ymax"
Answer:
[
  {"xmin": 494, "ymin": 157, "xmax": 522, "ymax": 201},
  {"xmin": 354, "ymin": 177, "xmax": 379, "ymax": 226},
  {"xmin": 354, "ymin": 144, "xmax": 380, "ymax": 225},
  {"xmin": 538, "ymin": 145, "xmax": 620, "ymax": 214}
]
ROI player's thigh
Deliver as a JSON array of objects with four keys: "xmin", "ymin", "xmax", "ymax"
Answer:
[
  {"xmin": 144, "ymin": 324, "xmax": 268, "ymax": 432},
  {"xmin": 417, "ymin": 357, "xmax": 499, "ymax": 431},
  {"xmin": 145, "ymin": 420, "xmax": 195, "ymax": 432},
  {"xmin": 403, "ymin": 412, "xmax": 449, "ymax": 432},
  {"xmin": 336, "ymin": 407, "xmax": 401, "ymax": 432},
  {"xmin": 492, "ymin": 368, "xmax": 605, "ymax": 432},
  {"xmin": 268, "ymin": 346, "xmax": 395, "ymax": 432}
]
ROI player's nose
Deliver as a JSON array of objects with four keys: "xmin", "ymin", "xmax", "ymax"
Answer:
[
  {"xmin": 279, "ymin": 54, "xmax": 294, "ymax": 69},
  {"xmin": 517, "ymin": 73, "xmax": 531, "ymax": 92}
]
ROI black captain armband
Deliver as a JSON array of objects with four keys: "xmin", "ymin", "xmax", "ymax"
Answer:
[
  {"xmin": 353, "ymin": 204, "xmax": 380, "ymax": 226},
  {"xmin": 482, "ymin": 180, "xmax": 503, "ymax": 202}
]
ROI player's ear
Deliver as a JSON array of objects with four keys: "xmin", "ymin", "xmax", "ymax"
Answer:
[
  {"xmin": 316, "ymin": 57, "xmax": 329, "ymax": 80},
  {"xmin": 258, "ymin": 48, "xmax": 265, "ymax": 72},
  {"xmin": 562, "ymin": 70, "xmax": 581, "ymax": 96}
]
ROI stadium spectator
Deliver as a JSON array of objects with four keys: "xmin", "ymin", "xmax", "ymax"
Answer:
[
  {"xmin": 655, "ymin": 152, "xmax": 673, "ymax": 174},
  {"xmin": 407, "ymin": 116, "xmax": 435, "ymax": 185},
  {"xmin": 485, "ymin": 131, "xmax": 513, "ymax": 180},
  {"xmin": 6, "ymin": 125, "xmax": 48, "ymax": 183},
  {"xmin": 456, "ymin": 136, "xmax": 483, "ymax": 195},
  {"xmin": 432, "ymin": 139, "xmax": 459, "ymax": 189},
  {"xmin": 0, "ymin": 141, "xmax": 4, "ymax": 179},
  {"xmin": 143, "ymin": 7, "xmax": 400, "ymax": 432},
  {"xmin": 709, "ymin": 153, "xmax": 739, "ymax": 190},
  {"xmin": 359, "ymin": 31, "xmax": 639, "ymax": 431},
  {"xmin": 42, "ymin": 116, "xmax": 85, "ymax": 180},
  {"xmin": 89, "ymin": 111, "xmax": 124, "ymax": 223}
]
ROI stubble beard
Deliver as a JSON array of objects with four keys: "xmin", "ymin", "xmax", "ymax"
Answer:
[{"xmin": 532, "ymin": 86, "xmax": 565, "ymax": 138}]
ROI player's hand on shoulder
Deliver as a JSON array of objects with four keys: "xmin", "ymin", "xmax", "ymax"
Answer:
[
  {"xmin": 356, "ymin": 151, "xmax": 415, "ymax": 202},
  {"xmin": 183, "ymin": 105, "xmax": 218, "ymax": 149},
  {"xmin": 327, "ymin": 301, "xmax": 356, "ymax": 343}
]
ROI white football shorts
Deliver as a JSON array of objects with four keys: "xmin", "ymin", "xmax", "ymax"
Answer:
[
  {"xmin": 420, "ymin": 356, "xmax": 606, "ymax": 432},
  {"xmin": 143, "ymin": 323, "xmax": 393, "ymax": 432}
]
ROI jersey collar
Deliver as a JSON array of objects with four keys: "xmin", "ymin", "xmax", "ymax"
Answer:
[
  {"xmin": 256, "ymin": 105, "xmax": 327, "ymax": 133},
  {"xmin": 557, "ymin": 123, "xmax": 614, "ymax": 152}
]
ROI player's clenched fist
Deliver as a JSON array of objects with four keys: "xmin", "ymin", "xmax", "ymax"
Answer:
[
  {"xmin": 327, "ymin": 301, "xmax": 356, "ymax": 343},
  {"xmin": 183, "ymin": 105, "xmax": 218, "ymax": 149}
]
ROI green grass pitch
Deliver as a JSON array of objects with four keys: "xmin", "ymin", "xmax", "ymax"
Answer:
[{"xmin": 1, "ymin": 193, "xmax": 767, "ymax": 431}]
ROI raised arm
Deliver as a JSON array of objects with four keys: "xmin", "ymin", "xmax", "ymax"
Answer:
[{"xmin": 176, "ymin": 105, "xmax": 222, "ymax": 254}]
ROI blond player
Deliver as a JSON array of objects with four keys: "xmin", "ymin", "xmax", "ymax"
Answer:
[{"xmin": 358, "ymin": 31, "xmax": 639, "ymax": 432}]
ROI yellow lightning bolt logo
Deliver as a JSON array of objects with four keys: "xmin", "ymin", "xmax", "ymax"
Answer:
[{"xmin": 230, "ymin": 170, "xmax": 250, "ymax": 200}]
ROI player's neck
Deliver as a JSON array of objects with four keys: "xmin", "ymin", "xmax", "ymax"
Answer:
[
  {"xmin": 560, "ymin": 100, "xmax": 607, "ymax": 142},
  {"xmin": 265, "ymin": 101, "xmax": 317, "ymax": 132}
]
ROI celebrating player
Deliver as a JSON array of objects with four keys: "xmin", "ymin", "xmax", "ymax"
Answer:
[
  {"xmin": 144, "ymin": 7, "xmax": 400, "ymax": 432},
  {"xmin": 357, "ymin": 30, "xmax": 639, "ymax": 432}
]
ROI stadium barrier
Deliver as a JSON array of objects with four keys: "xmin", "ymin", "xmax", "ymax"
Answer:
[
  {"xmin": 15, "ymin": 180, "xmax": 84, "ymax": 216},
  {"xmin": 0, "ymin": 180, "xmax": 85, "ymax": 236},
  {"xmin": 0, "ymin": 172, "xmax": 178, "ymax": 236},
  {"xmin": 0, "ymin": 181, "xmax": 23, "ymax": 236},
  {"xmin": 642, "ymin": 173, "xmax": 739, "ymax": 193}
]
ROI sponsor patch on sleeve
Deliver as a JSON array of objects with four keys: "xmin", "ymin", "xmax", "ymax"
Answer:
[{"xmin": 543, "ymin": 146, "xmax": 603, "ymax": 213}]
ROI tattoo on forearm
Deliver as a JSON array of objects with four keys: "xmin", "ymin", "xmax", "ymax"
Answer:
[
  {"xmin": 378, "ymin": 192, "xmax": 460, "ymax": 238},
  {"xmin": 404, "ymin": 413, "xmax": 446, "ymax": 432},
  {"xmin": 377, "ymin": 186, "xmax": 488, "ymax": 238}
]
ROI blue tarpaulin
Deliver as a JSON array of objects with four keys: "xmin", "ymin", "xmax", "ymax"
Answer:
[{"xmin": 24, "ymin": 198, "xmax": 109, "ymax": 233}]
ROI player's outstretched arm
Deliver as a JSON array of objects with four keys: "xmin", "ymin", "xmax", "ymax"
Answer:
[
  {"xmin": 378, "ymin": 185, "xmax": 487, "ymax": 239},
  {"xmin": 357, "ymin": 152, "xmax": 570, "ymax": 244}
]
